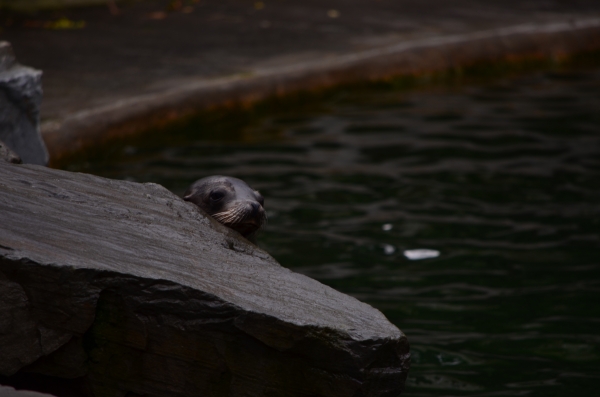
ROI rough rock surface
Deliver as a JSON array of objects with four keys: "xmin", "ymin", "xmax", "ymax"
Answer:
[
  {"xmin": 0, "ymin": 42, "xmax": 48, "ymax": 166},
  {"xmin": 0, "ymin": 161, "xmax": 410, "ymax": 397}
]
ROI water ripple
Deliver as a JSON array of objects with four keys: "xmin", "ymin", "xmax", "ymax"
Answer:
[{"xmin": 67, "ymin": 66, "xmax": 600, "ymax": 396}]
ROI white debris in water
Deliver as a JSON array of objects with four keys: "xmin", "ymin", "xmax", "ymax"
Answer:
[
  {"xmin": 382, "ymin": 223, "xmax": 393, "ymax": 231},
  {"xmin": 403, "ymin": 249, "xmax": 440, "ymax": 260},
  {"xmin": 383, "ymin": 244, "xmax": 396, "ymax": 255}
]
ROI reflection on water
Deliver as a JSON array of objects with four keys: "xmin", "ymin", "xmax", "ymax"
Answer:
[{"xmin": 64, "ymin": 65, "xmax": 600, "ymax": 396}]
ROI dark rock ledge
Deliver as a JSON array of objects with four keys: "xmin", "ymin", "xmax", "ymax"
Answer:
[{"xmin": 0, "ymin": 161, "xmax": 410, "ymax": 397}]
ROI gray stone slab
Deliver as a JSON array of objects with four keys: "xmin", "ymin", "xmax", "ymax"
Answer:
[
  {"xmin": 0, "ymin": 42, "xmax": 48, "ymax": 166},
  {"xmin": 0, "ymin": 161, "xmax": 409, "ymax": 397}
]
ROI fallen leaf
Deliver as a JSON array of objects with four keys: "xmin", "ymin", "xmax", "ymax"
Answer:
[
  {"xmin": 327, "ymin": 9, "xmax": 340, "ymax": 18},
  {"xmin": 167, "ymin": 0, "xmax": 183, "ymax": 11},
  {"xmin": 147, "ymin": 11, "xmax": 168, "ymax": 20},
  {"xmin": 44, "ymin": 18, "xmax": 86, "ymax": 29}
]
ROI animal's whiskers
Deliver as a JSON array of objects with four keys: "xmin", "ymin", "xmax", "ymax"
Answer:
[{"xmin": 212, "ymin": 206, "xmax": 247, "ymax": 225}]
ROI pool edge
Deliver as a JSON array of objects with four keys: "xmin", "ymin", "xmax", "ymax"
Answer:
[{"xmin": 42, "ymin": 17, "xmax": 600, "ymax": 164}]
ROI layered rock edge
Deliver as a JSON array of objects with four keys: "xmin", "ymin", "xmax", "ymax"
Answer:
[{"xmin": 0, "ymin": 161, "xmax": 410, "ymax": 397}]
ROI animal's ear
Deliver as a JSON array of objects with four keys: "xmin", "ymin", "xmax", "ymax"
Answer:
[{"xmin": 183, "ymin": 189, "xmax": 196, "ymax": 201}]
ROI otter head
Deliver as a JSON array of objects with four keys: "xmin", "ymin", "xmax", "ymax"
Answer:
[{"xmin": 183, "ymin": 176, "xmax": 266, "ymax": 241}]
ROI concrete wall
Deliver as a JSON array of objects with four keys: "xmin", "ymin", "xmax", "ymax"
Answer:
[{"xmin": 1, "ymin": 0, "xmax": 112, "ymax": 12}]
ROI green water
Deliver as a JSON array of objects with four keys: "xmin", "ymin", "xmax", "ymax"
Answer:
[{"xmin": 64, "ymin": 65, "xmax": 600, "ymax": 396}]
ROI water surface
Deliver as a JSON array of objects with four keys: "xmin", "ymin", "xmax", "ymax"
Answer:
[{"xmin": 65, "ymin": 65, "xmax": 600, "ymax": 396}]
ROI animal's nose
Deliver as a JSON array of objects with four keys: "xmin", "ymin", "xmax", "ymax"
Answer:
[{"xmin": 250, "ymin": 201, "xmax": 261, "ymax": 216}]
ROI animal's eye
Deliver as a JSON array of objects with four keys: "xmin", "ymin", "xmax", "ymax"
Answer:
[{"xmin": 209, "ymin": 191, "xmax": 225, "ymax": 202}]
